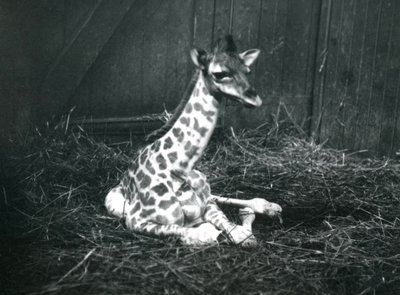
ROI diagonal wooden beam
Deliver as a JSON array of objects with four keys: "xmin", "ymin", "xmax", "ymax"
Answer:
[{"xmin": 37, "ymin": 0, "xmax": 136, "ymax": 124}]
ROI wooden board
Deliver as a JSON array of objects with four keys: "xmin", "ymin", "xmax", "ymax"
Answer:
[{"xmin": 24, "ymin": 0, "xmax": 400, "ymax": 156}]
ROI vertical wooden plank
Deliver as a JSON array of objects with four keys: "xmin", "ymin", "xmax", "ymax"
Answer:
[
  {"xmin": 279, "ymin": 0, "xmax": 315, "ymax": 124},
  {"xmin": 212, "ymin": 0, "xmax": 231, "ymax": 45},
  {"xmin": 140, "ymin": 1, "xmax": 169, "ymax": 113},
  {"xmin": 350, "ymin": 0, "xmax": 371, "ymax": 151},
  {"xmin": 193, "ymin": 0, "xmax": 215, "ymax": 50},
  {"xmin": 318, "ymin": 0, "xmax": 356, "ymax": 149},
  {"xmin": 339, "ymin": 0, "xmax": 360, "ymax": 150},
  {"xmin": 310, "ymin": 0, "xmax": 333, "ymax": 140},
  {"xmin": 359, "ymin": 0, "xmax": 384, "ymax": 152},
  {"xmin": 257, "ymin": 0, "xmax": 289, "ymax": 100},
  {"xmin": 304, "ymin": 0, "xmax": 323, "ymax": 133},
  {"xmin": 377, "ymin": 0, "xmax": 399, "ymax": 155},
  {"xmin": 390, "ymin": 1, "xmax": 400, "ymax": 156},
  {"xmin": 162, "ymin": 0, "xmax": 194, "ymax": 110},
  {"xmin": 316, "ymin": 0, "xmax": 400, "ymax": 156},
  {"xmin": 363, "ymin": 0, "xmax": 392, "ymax": 154},
  {"xmin": 231, "ymin": 0, "xmax": 260, "ymax": 50},
  {"xmin": 391, "ymin": 73, "xmax": 400, "ymax": 156},
  {"xmin": 349, "ymin": 0, "xmax": 382, "ymax": 152}
]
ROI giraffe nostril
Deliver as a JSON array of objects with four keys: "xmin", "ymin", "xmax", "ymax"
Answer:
[{"xmin": 244, "ymin": 87, "xmax": 257, "ymax": 98}]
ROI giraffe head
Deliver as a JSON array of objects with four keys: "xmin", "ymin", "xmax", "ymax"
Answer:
[{"xmin": 190, "ymin": 35, "xmax": 262, "ymax": 108}]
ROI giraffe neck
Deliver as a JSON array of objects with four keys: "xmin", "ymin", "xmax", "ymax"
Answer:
[{"xmin": 161, "ymin": 72, "xmax": 219, "ymax": 174}]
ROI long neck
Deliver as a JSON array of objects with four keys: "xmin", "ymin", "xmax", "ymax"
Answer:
[{"xmin": 161, "ymin": 72, "xmax": 219, "ymax": 173}]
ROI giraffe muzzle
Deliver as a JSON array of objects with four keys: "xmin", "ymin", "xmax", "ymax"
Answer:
[
  {"xmin": 241, "ymin": 88, "xmax": 262, "ymax": 108},
  {"xmin": 241, "ymin": 95, "xmax": 262, "ymax": 108}
]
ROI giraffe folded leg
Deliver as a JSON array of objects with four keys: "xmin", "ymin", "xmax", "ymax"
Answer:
[
  {"xmin": 239, "ymin": 207, "xmax": 256, "ymax": 231},
  {"xmin": 130, "ymin": 220, "xmax": 220, "ymax": 246},
  {"xmin": 105, "ymin": 186, "xmax": 129, "ymax": 219},
  {"xmin": 204, "ymin": 202, "xmax": 258, "ymax": 246},
  {"xmin": 212, "ymin": 195, "xmax": 282, "ymax": 220}
]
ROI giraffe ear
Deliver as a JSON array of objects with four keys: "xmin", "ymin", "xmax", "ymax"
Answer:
[
  {"xmin": 190, "ymin": 48, "xmax": 208, "ymax": 69},
  {"xmin": 239, "ymin": 49, "xmax": 260, "ymax": 67}
]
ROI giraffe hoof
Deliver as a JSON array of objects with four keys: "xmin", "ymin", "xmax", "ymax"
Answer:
[
  {"xmin": 241, "ymin": 235, "xmax": 258, "ymax": 248},
  {"xmin": 181, "ymin": 223, "xmax": 221, "ymax": 246},
  {"xmin": 249, "ymin": 198, "xmax": 282, "ymax": 217},
  {"xmin": 227, "ymin": 225, "xmax": 258, "ymax": 246}
]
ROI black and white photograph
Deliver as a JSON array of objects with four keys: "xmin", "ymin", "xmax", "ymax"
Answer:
[{"xmin": 1, "ymin": 0, "xmax": 399, "ymax": 294}]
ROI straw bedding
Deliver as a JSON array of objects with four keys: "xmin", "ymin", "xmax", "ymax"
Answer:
[{"xmin": 1, "ymin": 115, "xmax": 400, "ymax": 295}]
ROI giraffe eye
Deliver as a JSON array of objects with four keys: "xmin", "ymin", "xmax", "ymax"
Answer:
[{"xmin": 212, "ymin": 71, "xmax": 231, "ymax": 81}]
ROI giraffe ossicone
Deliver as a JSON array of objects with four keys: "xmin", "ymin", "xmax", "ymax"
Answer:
[{"xmin": 105, "ymin": 35, "xmax": 282, "ymax": 246}]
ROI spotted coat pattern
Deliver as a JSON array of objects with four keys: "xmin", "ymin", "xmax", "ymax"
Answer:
[{"xmin": 105, "ymin": 36, "xmax": 269, "ymax": 246}]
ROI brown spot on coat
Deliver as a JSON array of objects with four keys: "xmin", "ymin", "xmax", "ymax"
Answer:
[
  {"xmin": 184, "ymin": 141, "xmax": 192, "ymax": 151},
  {"xmin": 163, "ymin": 137, "xmax": 173, "ymax": 149},
  {"xmin": 156, "ymin": 215, "xmax": 170, "ymax": 225},
  {"xmin": 136, "ymin": 169, "xmax": 145, "ymax": 182},
  {"xmin": 172, "ymin": 127, "xmax": 184, "ymax": 142},
  {"xmin": 180, "ymin": 161, "xmax": 189, "ymax": 169},
  {"xmin": 167, "ymin": 151, "xmax": 178, "ymax": 163},
  {"xmin": 194, "ymin": 118, "xmax": 208, "ymax": 137},
  {"xmin": 159, "ymin": 199, "xmax": 175, "ymax": 210},
  {"xmin": 130, "ymin": 202, "xmax": 141, "ymax": 215},
  {"xmin": 156, "ymin": 154, "xmax": 167, "ymax": 170},
  {"xmin": 158, "ymin": 173, "xmax": 167, "ymax": 179},
  {"xmin": 152, "ymin": 183, "xmax": 169, "ymax": 196},
  {"xmin": 140, "ymin": 208, "xmax": 156, "ymax": 218},
  {"xmin": 179, "ymin": 117, "xmax": 190, "ymax": 127},
  {"xmin": 166, "ymin": 181, "xmax": 173, "ymax": 189},
  {"xmin": 145, "ymin": 160, "xmax": 156, "ymax": 175},
  {"xmin": 185, "ymin": 103, "xmax": 193, "ymax": 113},
  {"xmin": 141, "ymin": 193, "xmax": 155, "ymax": 206},
  {"xmin": 193, "ymin": 102, "xmax": 203, "ymax": 112},
  {"xmin": 185, "ymin": 145, "xmax": 199, "ymax": 158},
  {"xmin": 140, "ymin": 174, "xmax": 152, "ymax": 189},
  {"xmin": 128, "ymin": 160, "xmax": 138, "ymax": 172},
  {"xmin": 128, "ymin": 181, "xmax": 136, "ymax": 194}
]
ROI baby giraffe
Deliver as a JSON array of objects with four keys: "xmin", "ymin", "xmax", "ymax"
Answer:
[{"xmin": 105, "ymin": 35, "xmax": 282, "ymax": 246}]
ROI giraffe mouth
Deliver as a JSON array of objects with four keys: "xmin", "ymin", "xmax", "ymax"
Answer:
[
  {"xmin": 222, "ymin": 92, "xmax": 262, "ymax": 108},
  {"xmin": 240, "ymin": 95, "xmax": 262, "ymax": 108}
]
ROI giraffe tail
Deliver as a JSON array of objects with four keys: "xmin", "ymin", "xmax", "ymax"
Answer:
[{"xmin": 105, "ymin": 186, "xmax": 129, "ymax": 219}]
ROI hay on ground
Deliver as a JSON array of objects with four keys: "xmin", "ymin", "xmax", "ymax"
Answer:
[{"xmin": 1, "ymin": 113, "xmax": 400, "ymax": 295}]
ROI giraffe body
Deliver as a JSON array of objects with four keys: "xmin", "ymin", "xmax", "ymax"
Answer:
[{"xmin": 105, "ymin": 35, "xmax": 282, "ymax": 246}]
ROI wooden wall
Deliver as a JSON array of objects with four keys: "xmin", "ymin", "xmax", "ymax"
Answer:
[
  {"xmin": 39, "ymin": 0, "xmax": 319, "ymax": 132},
  {"xmin": 2, "ymin": 0, "xmax": 400, "ymax": 156},
  {"xmin": 311, "ymin": 0, "xmax": 400, "ymax": 156}
]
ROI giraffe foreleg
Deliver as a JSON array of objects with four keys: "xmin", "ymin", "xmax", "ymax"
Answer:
[
  {"xmin": 211, "ymin": 195, "xmax": 282, "ymax": 219},
  {"xmin": 239, "ymin": 207, "xmax": 256, "ymax": 231},
  {"xmin": 204, "ymin": 202, "xmax": 258, "ymax": 247}
]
